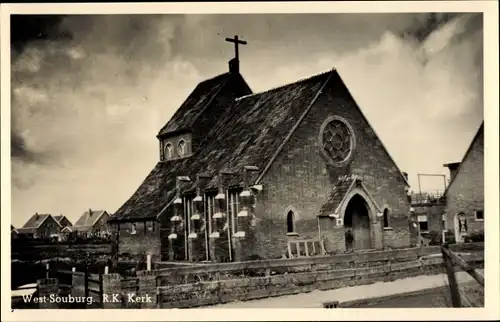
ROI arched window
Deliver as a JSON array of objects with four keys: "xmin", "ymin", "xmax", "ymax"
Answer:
[
  {"xmin": 287, "ymin": 211, "xmax": 295, "ymax": 233},
  {"xmin": 383, "ymin": 208, "xmax": 389, "ymax": 228},
  {"xmin": 178, "ymin": 140, "xmax": 186, "ymax": 156},
  {"xmin": 164, "ymin": 142, "xmax": 173, "ymax": 160}
]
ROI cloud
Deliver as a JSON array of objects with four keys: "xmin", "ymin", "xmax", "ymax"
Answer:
[{"xmin": 10, "ymin": 13, "xmax": 482, "ymax": 225}]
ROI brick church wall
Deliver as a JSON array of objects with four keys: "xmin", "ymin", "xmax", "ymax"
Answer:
[
  {"xmin": 255, "ymin": 74, "xmax": 410, "ymax": 259},
  {"xmin": 444, "ymin": 128, "xmax": 484, "ymax": 239},
  {"xmin": 115, "ymin": 220, "xmax": 161, "ymax": 261}
]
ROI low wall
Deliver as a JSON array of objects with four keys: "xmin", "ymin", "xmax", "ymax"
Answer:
[
  {"xmin": 148, "ymin": 243, "xmax": 483, "ymax": 286},
  {"xmin": 157, "ymin": 254, "xmax": 484, "ymax": 308},
  {"xmin": 31, "ymin": 243, "xmax": 483, "ymax": 309},
  {"xmin": 155, "ymin": 252, "xmax": 483, "ymax": 308}
]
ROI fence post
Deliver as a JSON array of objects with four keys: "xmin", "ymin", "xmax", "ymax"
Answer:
[
  {"xmin": 147, "ymin": 255, "xmax": 152, "ymax": 271},
  {"xmin": 441, "ymin": 245, "xmax": 462, "ymax": 307},
  {"xmin": 99, "ymin": 273, "xmax": 104, "ymax": 308},
  {"xmin": 46, "ymin": 263, "xmax": 50, "ymax": 279},
  {"xmin": 84, "ymin": 267, "xmax": 89, "ymax": 299}
]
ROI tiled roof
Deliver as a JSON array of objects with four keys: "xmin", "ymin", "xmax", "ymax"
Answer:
[
  {"xmin": 73, "ymin": 210, "xmax": 107, "ymax": 228},
  {"xmin": 21, "ymin": 214, "xmax": 51, "ymax": 229},
  {"xmin": 319, "ymin": 177, "xmax": 356, "ymax": 216},
  {"xmin": 443, "ymin": 122, "xmax": 484, "ymax": 196},
  {"xmin": 53, "ymin": 215, "xmax": 72, "ymax": 226},
  {"xmin": 111, "ymin": 71, "xmax": 333, "ymax": 221},
  {"xmin": 158, "ymin": 73, "xmax": 233, "ymax": 136},
  {"xmin": 53, "ymin": 215, "xmax": 63, "ymax": 222},
  {"xmin": 17, "ymin": 227, "xmax": 37, "ymax": 234}
]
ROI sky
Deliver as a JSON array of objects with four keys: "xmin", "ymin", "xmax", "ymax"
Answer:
[{"xmin": 10, "ymin": 13, "xmax": 483, "ymax": 226}]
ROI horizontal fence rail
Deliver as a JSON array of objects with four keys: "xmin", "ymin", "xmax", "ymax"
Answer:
[{"xmin": 441, "ymin": 244, "xmax": 484, "ymax": 307}]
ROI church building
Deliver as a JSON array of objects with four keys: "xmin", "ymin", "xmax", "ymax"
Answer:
[{"xmin": 109, "ymin": 36, "xmax": 412, "ymax": 262}]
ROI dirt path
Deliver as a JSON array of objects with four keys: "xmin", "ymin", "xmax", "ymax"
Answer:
[{"xmin": 208, "ymin": 270, "xmax": 483, "ymax": 308}]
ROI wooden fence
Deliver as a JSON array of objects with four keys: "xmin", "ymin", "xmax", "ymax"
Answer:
[
  {"xmin": 86, "ymin": 270, "xmax": 104, "ymax": 308},
  {"xmin": 441, "ymin": 244, "xmax": 484, "ymax": 307}
]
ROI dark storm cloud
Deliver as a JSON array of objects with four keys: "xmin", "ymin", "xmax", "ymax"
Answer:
[{"xmin": 10, "ymin": 13, "xmax": 483, "ymax": 225}]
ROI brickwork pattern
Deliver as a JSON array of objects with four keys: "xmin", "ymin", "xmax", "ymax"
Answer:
[
  {"xmin": 444, "ymin": 128, "xmax": 484, "ymax": 242},
  {"xmin": 257, "ymin": 76, "xmax": 410, "ymax": 258}
]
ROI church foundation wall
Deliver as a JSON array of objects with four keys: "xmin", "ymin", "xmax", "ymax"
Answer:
[{"xmin": 115, "ymin": 221, "xmax": 161, "ymax": 262}]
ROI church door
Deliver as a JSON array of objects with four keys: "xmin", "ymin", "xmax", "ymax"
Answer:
[
  {"xmin": 344, "ymin": 194, "xmax": 372, "ymax": 250},
  {"xmin": 454, "ymin": 213, "xmax": 468, "ymax": 243}
]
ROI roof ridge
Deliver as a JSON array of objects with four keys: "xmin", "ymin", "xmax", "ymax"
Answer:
[
  {"xmin": 235, "ymin": 68, "xmax": 336, "ymax": 102},
  {"xmin": 443, "ymin": 121, "xmax": 484, "ymax": 196}
]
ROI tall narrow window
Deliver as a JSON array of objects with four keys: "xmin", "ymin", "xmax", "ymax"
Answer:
[
  {"xmin": 287, "ymin": 211, "xmax": 295, "ymax": 234},
  {"xmin": 383, "ymin": 209, "xmax": 389, "ymax": 228},
  {"xmin": 178, "ymin": 140, "xmax": 186, "ymax": 156},
  {"xmin": 131, "ymin": 223, "xmax": 137, "ymax": 235},
  {"xmin": 229, "ymin": 191, "xmax": 240, "ymax": 233},
  {"xmin": 184, "ymin": 197, "xmax": 193, "ymax": 236},
  {"xmin": 207, "ymin": 195, "xmax": 215, "ymax": 234},
  {"xmin": 164, "ymin": 142, "xmax": 173, "ymax": 160},
  {"xmin": 442, "ymin": 214, "xmax": 447, "ymax": 229}
]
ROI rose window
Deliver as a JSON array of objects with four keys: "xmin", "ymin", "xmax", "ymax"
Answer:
[{"xmin": 322, "ymin": 119, "xmax": 353, "ymax": 163}]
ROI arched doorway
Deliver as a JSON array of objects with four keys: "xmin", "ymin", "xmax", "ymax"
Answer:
[
  {"xmin": 344, "ymin": 194, "xmax": 372, "ymax": 250},
  {"xmin": 454, "ymin": 213, "xmax": 468, "ymax": 243}
]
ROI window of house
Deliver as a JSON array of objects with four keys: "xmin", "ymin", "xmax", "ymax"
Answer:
[
  {"xmin": 229, "ymin": 190, "xmax": 240, "ymax": 233},
  {"xmin": 287, "ymin": 211, "xmax": 295, "ymax": 234},
  {"xmin": 164, "ymin": 142, "xmax": 173, "ymax": 160},
  {"xmin": 417, "ymin": 215, "xmax": 429, "ymax": 232},
  {"xmin": 442, "ymin": 214, "xmax": 447, "ymax": 229},
  {"xmin": 131, "ymin": 223, "xmax": 137, "ymax": 235},
  {"xmin": 383, "ymin": 209, "xmax": 390, "ymax": 228},
  {"xmin": 178, "ymin": 140, "xmax": 186, "ymax": 156},
  {"xmin": 146, "ymin": 221, "xmax": 154, "ymax": 232},
  {"xmin": 475, "ymin": 210, "xmax": 484, "ymax": 221}
]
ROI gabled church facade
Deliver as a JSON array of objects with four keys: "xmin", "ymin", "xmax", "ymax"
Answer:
[{"xmin": 109, "ymin": 40, "xmax": 412, "ymax": 262}]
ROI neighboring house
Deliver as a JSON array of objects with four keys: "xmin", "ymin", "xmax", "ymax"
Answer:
[
  {"xmin": 110, "ymin": 46, "xmax": 411, "ymax": 263},
  {"xmin": 443, "ymin": 122, "xmax": 484, "ymax": 243},
  {"xmin": 73, "ymin": 209, "xmax": 111, "ymax": 238},
  {"xmin": 59, "ymin": 226, "xmax": 74, "ymax": 241},
  {"xmin": 11, "ymin": 225, "xmax": 19, "ymax": 239},
  {"xmin": 17, "ymin": 213, "xmax": 62, "ymax": 239},
  {"xmin": 53, "ymin": 215, "xmax": 73, "ymax": 229}
]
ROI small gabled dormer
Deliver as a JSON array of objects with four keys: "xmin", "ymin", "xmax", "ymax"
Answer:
[{"xmin": 159, "ymin": 131, "xmax": 193, "ymax": 161}]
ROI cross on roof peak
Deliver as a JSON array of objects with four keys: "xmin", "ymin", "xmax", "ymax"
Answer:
[{"xmin": 225, "ymin": 35, "xmax": 247, "ymax": 61}]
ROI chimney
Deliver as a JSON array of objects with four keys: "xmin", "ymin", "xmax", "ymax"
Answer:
[
  {"xmin": 402, "ymin": 172, "xmax": 409, "ymax": 181},
  {"xmin": 228, "ymin": 58, "xmax": 239, "ymax": 74},
  {"xmin": 443, "ymin": 162, "xmax": 461, "ymax": 181},
  {"xmin": 88, "ymin": 208, "xmax": 92, "ymax": 216}
]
